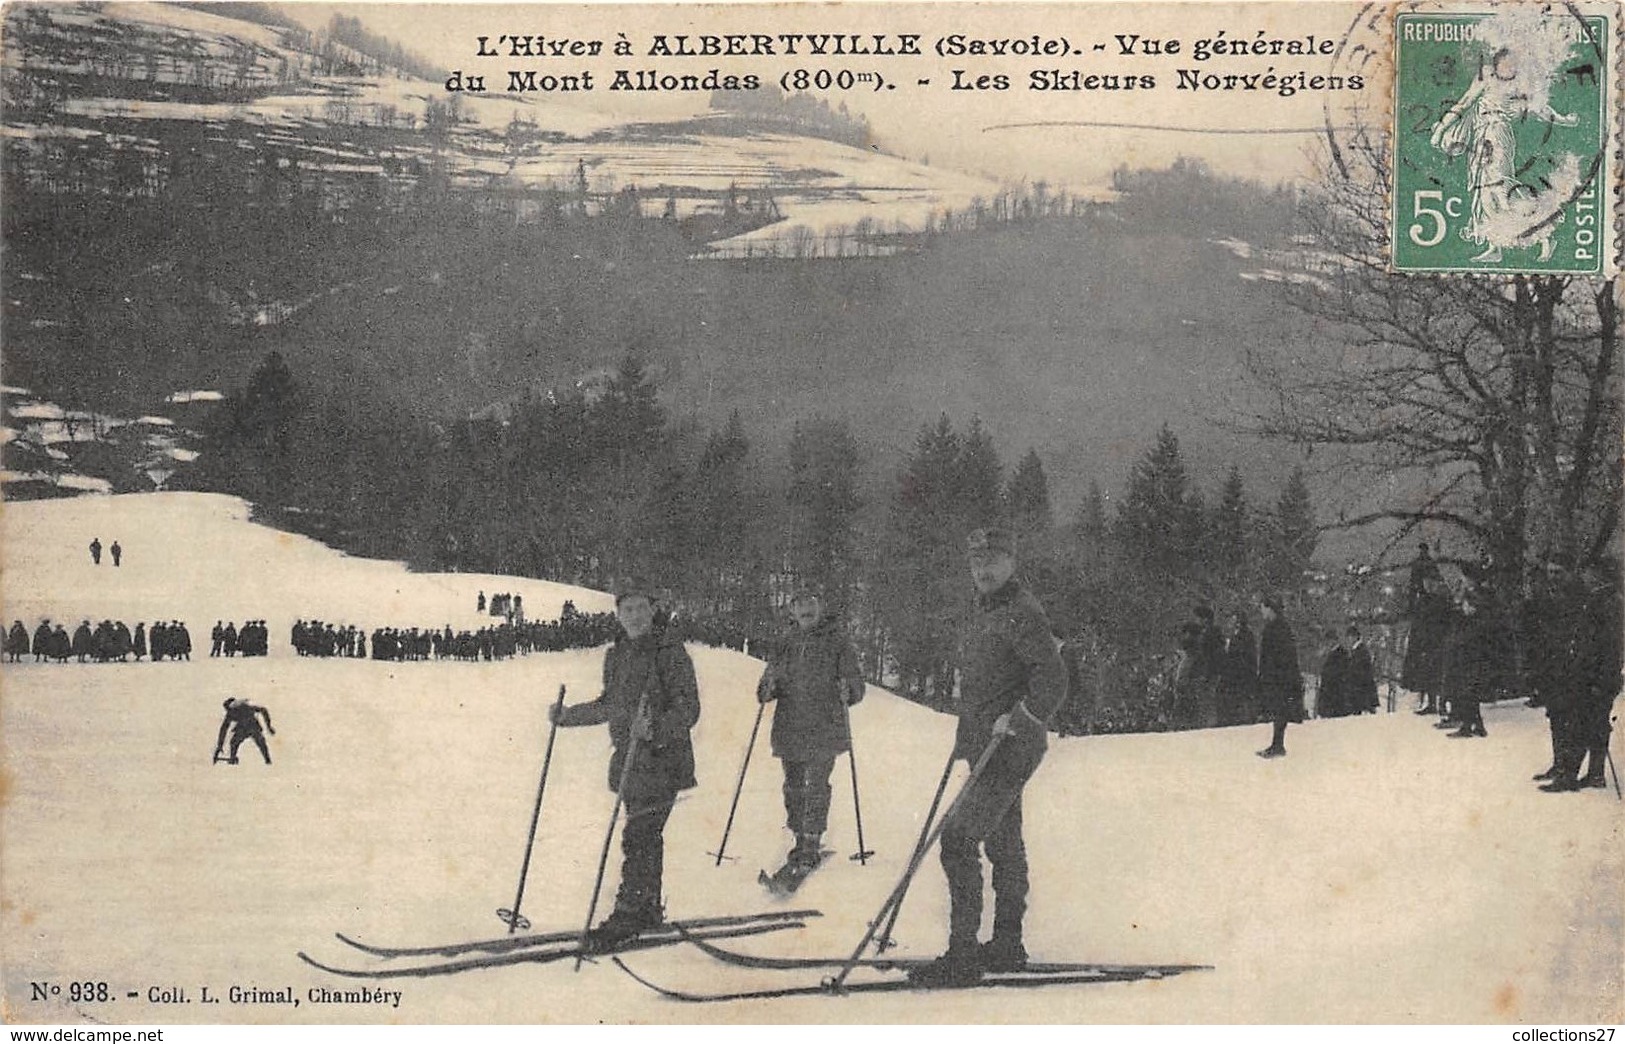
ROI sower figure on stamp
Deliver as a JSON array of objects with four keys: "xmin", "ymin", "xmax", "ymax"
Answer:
[
  {"xmin": 909, "ymin": 526, "xmax": 1067, "ymax": 988},
  {"xmin": 756, "ymin": 586, "xmax": 865, "ymax": 881},
  {"xmin": 214, "ymin": 697, "xmax": 275, "ymax": 765},
  {"xmin": 550, "ymin": 578, "xmax": 700, "ymax": 951}
]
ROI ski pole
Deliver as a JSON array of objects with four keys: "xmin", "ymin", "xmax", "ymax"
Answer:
[
  {"xmin": 575, "ymin": 689, "xmax": 652, "ymax": 972},
  {"xmin": 498, "ymin": 684, "xmax": 566, "ymax": 932},
  {"xmin": 826, "ymin": 735, "xmax": 1005, "ymax": 992},
  {"xmin": 711, "ymin": 699, "xmax": 766, "ymax": 866},
  {"xmin": 874, "ymin": 747, "xmax": 956, "ymax": 952},
  {"xmin": 1608, "ymin": 747, "xmax": 1621, "ymax": 801},
  {"xmin": 843, "ymin": 696, "xmax": 874, "ymax": 864}
]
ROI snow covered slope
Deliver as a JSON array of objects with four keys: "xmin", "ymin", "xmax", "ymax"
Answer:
[{"xmin": 2, "ymin": 494, "xmax": 1620, "ymax": 1023}]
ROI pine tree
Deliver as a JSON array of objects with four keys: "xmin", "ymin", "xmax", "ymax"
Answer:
[
  {"xmin": 1076, "ymin": 479, "xmax": 1107, "ymax": 539},
  {"xmin": 1007, "ymin": 448, "xmax": 1052, "ymax": 540},
  {"xmin": 693, "ymin": 411, "xmax": 753, "ymax": 614},
  {"xmin": 598, "ymin": 354, "xmax": 665, "ymax": 471},
  {"xmin": 786, "ymin": 418, "xmax": 862, "ymax": 605},
  {"xmin": 1211, "ymin": 464, "xmax": 1248, "ymax": 569},
  {"xmin": 221, "ymin": 349, "xmax": 301, "ymax": 504},
  {"xmin": 956, "ymin": 417, "xmax": 1004, "ymax": 530},
  {"xmin": 879, "ymin": 415, "xmax": 972, "ymax": 701},
  {"xmin": 1115, "ymin": 423, "xmax": 1198, "ymax": 570},
  {"xmin": 1269, "ymin": 466, "xmax": 1317, "ymax": 582}
]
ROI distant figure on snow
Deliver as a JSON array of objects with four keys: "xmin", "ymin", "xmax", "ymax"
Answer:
[
  {"xmin": 7, "ymin": 620, "xmax": 29, "ymax": 663},
  {"xmin": 89, "ymin": 537, "xmax": 102, "ymax": 566},
  {"xmin": 214, "ymin": 697, "xmax": 276, "ymax": 765},
  {"xmin": 477, "ymin": 591, "xmax": 486, "ymax": 613},
  {"xmin": 1255, "ymin": 595, "xmax": 1304, "ymax": 758},
  {"xmin": 111, "ymin": 540, "xmax": 122, "ymax": 567}
]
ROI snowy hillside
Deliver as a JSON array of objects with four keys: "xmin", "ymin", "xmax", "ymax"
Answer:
[
  {"xmin": 4, "ymin": 2, "xmax": 1002, "ymax": 251},
  {"xmin": 2, "ymin": 494, "xmax": 1620, "ymax": 1024}
]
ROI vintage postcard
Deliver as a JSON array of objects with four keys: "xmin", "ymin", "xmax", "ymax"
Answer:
[{"xmin": 2, "ymin": 0, "xmax": 1621, "ymax": 1030}]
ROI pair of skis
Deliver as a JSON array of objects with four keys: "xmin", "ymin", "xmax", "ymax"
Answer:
[
  {"xmin": 610, "ymin": 926, "xmax": 1213, "ymax": 1002},
  {"xmin": 297, "ymin": 908, "xmax": 819, "ymax": 979}
]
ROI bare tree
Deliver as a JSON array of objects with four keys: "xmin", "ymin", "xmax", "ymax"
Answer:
[{"xmin": 1244, "ymin": 121, "xmax": 1620, "ymax": 598}]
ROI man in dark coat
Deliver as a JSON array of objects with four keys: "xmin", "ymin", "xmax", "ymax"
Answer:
[
  {"xmin": 89, "ymin": 537, "xmax": 102, "ymax": 565},
  {"xmin": 214, "ymin": 697, "xmax": 275, "ymax": 765},
  {"xmin": 71, "ymin": 620, "xmax": 93, "ymax": 663},
  {"xmin": 132, "ymin": 621, "xmax": 147, "ymax": 661},
  {"xmin": 1577, "ymin": 560, "xmax": 1623, "ymax": 788},
  {"xmin": 757, "ymin": 587, "xmax": 865, "ymax": 871},
  {"xmin": 1533, "ymin": 558, "xmax": 1623, "ymax": 790},
  {"xmin": 1218, "ymin": 610, "xmax": 1259, "ymax": 725},
  {"xmin": 910, "ymin": 527, "xmax": 1067, "ymax": 988},
  {"xmin": 1403, "ymin": 544, "xmax": 1451, "ymax": 714},
  {"xmin": 110, "ymin": 540, "xmax": 122, "ymax": 567},
  {"xmin": 32, "ymin": 620, "xmax": 51, "ymax": 663},
  {"xmin": 1346, "ymin": 626, "xmax": 1379, "ymax": 714},
  {"xmin": 550, "ymin": 579, "xmax": 701, "ymax": 950},
  {"xmin": 1256, "ymin": 595, "xmax": 1304, "ymax": 758},
  {"xmin": 7, "ymin": 620, "xmax": 28, "ymax": 663},
  {"xmin": 1318, "ymin": 630, "xmax": 1351, "ymax": 719}
]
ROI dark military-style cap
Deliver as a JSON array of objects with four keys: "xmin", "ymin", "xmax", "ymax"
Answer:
[
  {"xmin": 613, "ymin": 576, "xmax": 656, "ymax": 605},
  {"xmin": 966, "ymin": 527, "xmax": 1015, "ymax": 557}
]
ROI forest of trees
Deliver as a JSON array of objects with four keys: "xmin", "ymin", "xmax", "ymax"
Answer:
[{"xmin": 193, "ymin": 349, "xmax": 1321, "ymax": 733}]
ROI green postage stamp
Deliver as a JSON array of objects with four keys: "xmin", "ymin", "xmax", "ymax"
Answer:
[{"xmin": 1393, "ymin": 5, "xmax": 1614, "ymax": 275}]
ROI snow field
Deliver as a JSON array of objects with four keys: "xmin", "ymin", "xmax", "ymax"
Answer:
[{"xmin": 1, "ymin": 493, "xmax": 1619, "ymax": 1023}]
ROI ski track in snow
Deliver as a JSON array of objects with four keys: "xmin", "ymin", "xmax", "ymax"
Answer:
[{"xmin": 1, "ymin": 492, "xmax": 1620, "ymax": 1023}]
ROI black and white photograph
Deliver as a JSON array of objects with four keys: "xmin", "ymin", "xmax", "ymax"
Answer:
[{"xmin": 1, "ymin": 0, "xmax": 1621, "ymax": 1029}]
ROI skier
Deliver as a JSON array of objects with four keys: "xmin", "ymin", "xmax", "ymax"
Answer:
[
  {"xmin": 110, "ymin": 540, "xmax": 122, "ymax": 567},
  {"xmin": 89, "ymin": 537, "xmax": 102, "ymax": 566},
  {"xmin": 214, "ymin": 697, "xmax": 276, "ymax": 765},
  {"xmin": 1255, "ymin": 595, "xmax": 1304, "ymax": 758},
  {"xmin": 909, "ymin": 527, "xmax": 1066, "ymax": 988},
  {"xmin": 549, "ymin": 578, "xmax": 701, "ymax": 952},
  {"xmin": 755, "ymin": 586, "xmax": 865, "ymax": 886}
]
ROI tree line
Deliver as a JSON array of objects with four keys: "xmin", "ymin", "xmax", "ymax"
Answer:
[{"xmin": 193, "ymin": 348, "xmax": 1317, "ymax": 728}]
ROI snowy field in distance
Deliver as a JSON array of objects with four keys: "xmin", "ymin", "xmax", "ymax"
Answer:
[{"xmin": 1, "ymin": 493, "xmax": 1620, "ymax": 1024}]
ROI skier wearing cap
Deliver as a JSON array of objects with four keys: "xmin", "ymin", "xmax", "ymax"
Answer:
[
  {"xmin": 909, "ymin": 526, "xmax": 1067, "ymax": 988},
  {"xmin": 214, "ymin": 697, "xmax": 275, "ymax": 765},
  {"xmin": 550, "ymin": 579, "xmax": 701, "ymax": 951},
  {"xmin": 757, "ymin": 587, "xmax": 865, "ymax": 880}
]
